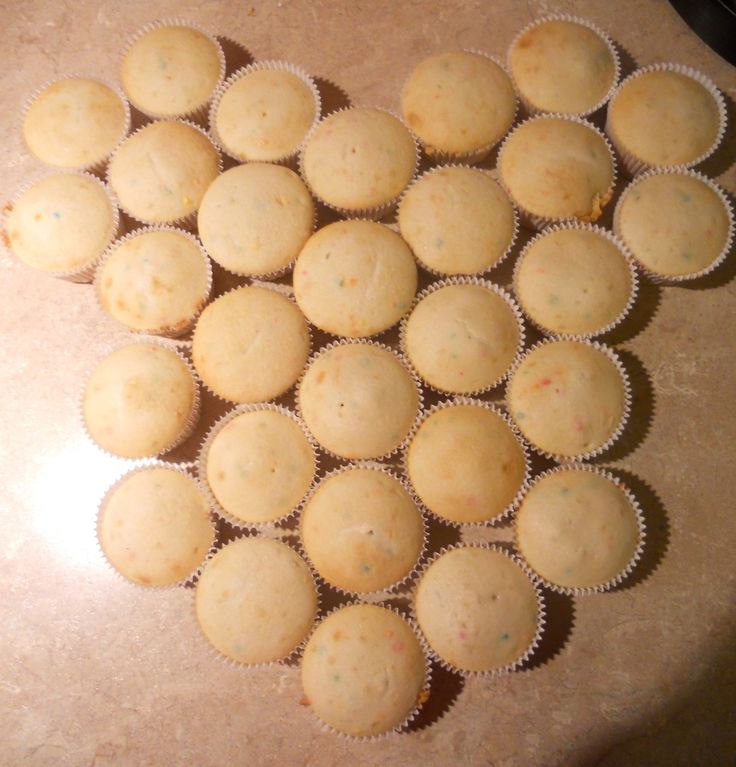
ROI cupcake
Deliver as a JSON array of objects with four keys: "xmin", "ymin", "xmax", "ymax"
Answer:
[
  {"xmin": 121, "ymin": 21, "xmax": 225, "ymax": 120},
  {"xmin": 397, "ymin": 165, "xmax": 517, "ymax": 276},
  {"xmin": 405, "ymin": 401, "xmax": 528, "ymax": 525},
  {"xmin": 506, "ymin": 339, "xmax": 629, "ymax": 460},
  {"xmin": 515, "ymin": 466, "xmax": 644, "ymax": 593},
  {"xmin": 83, "ymin": 341, "xmax": 199, "ymax": 459},
  {"xmin": 507, "ymin": 16, "xmax": 619, "ymax": 116},
  {"xmin": 413, "ymin": 545, "xmax": 542, "ymax": 675},
  {"xmin": 197, "ymin": 163, "xmax": 314, "ymax": 278},
  {"xmin": 196, "ymin": 537, "xmax": 318, "ymax": 665},
  {"xmin": 513, "ymin": 224, "xmax": 636, "ymax": 337},
  {"xmin": 107, "ymin": 120, "xmax": 221, "ymax": 226},
  {"xmin": 298, "ymin": 341, "xmax": 420, "ymax": 460},
  {"xmin": 293, "ymin": 220, "xmax": 417, "ymax": 337},
  {"xmin": 210, "ymin": 61, "xmax": 320, "ymax": 163},
  {"xmin": 97, "ymin": 464, "xmax": 215, "ymax": 586},
  {"xmin": 200, "ymin": 404, "xmax": 316, "ymax": 528},
  {"xmin": 3, "ymin": 172, "xmax": 119, "ymax": 281},
  {"xmin": 22, "ymin": 77, "xmax": 129, "ymax": 171},
  {"xmin": 401, "ymin": 51, "xmax": 516, "ymax": 162},
  {"xmin": 606, "ymin": 64, "xmax": 726, "ymax": 175},
  {"xmin": 300, "ymin": 465, "xmax": 425, "ymax": 594},
  {"xmin": 614, "ymin": 170, "xmax": 733, "ymax": 281},
  {"xmin": 96, "ymin": 227, "xmax": 211, "ymax": 336},
  {"xmin": 301, "ymin": 604, "xmax": 428, "ymax": 737},
  {"xmin": 300, "ymin": 107, "xmax": 417, "ymax": 216},
  {"xmin": 497, "ymin": 115, "xmax": 615, "ymax": 228},
  {"xmin": 401, "ymin": 279, "xmax": 523, "ymax": 394},
  {"xmin": 192, "ymin": 285, "xmax": 310, "ymax": 403}
]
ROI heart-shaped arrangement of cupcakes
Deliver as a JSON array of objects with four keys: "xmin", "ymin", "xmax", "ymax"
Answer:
[{"xmin": 4, "ymin": 15, "xmax": 733, "ymax": 740}]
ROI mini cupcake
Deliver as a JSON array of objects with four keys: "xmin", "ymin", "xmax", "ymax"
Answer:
[
  {"xmin": 22, "ymin": 76, "xmax": 130, "ymax": 172},
  {"xmin": 300, "ymin": 465, "xmax": 425, "ymax": 594},
  {"xmin": 96, "ymin": 227, "xmax": 211, "ymax": 336},
  {"xmin": 513, "ymin": 224, "xmax": 637, "ymax": 337},
  {"xmin": 83, "ymin": 341, "xmax": 199, "ymax": 459},
  {"xmin": 293, "ymin": 220, "xmax": 417, "ymax": 337},
  {"xmin": 192, "ymin": 284, "xmax": 310, "ymax": 404},
  {"xmin": 121, "ymin": 20, "xmax": 225, "ymax": 120},
  {"xmin": 3, "ymin": 172, "xmax": 119, "ymax": 281},
  {"xmin": 613, "ymin": 170, "xmax": 733, "ymax": 282},
  {"xmin": 401, "ymin": 279, "xmax": 524, "ymax": 395},
  {"xmin": 515, "ymin": 465, "xmax": 644, "ymax": 593},
  {"xmin": 210, "ymin": 61, "xmax": 320, "ymax": 163},
  {"xmin": 507, "ymin": 16, "xmax": 619, "ymax": 116},
  {"xmin": 413, "ymin": 545, "xmax": 543, "ymax": 675},
  {"xmin": 199, "ymin": 404, "xmax": 316, "ymax": 528},
  {"xmin": 300, "ymin": 603, "xmax": 428, "ymax": 737},
  {"xmin": 297, "ymin": 341, "xmax": 420, "ymax": 460},
  {"xmin": 401, "ymin": 51, "xmax": 516, "ymax": 162},
  {"xmin": 300, "ymin": 106, "xmax": 417, "ymax": 217},
  {"xmin": 606, "ymin": 64, "xmax": 726, "ymax": 176},
  {"xmin": 196, "ymin": 537, "xmax": 318, "ymax": 665},
  {"xmin": 107, "ymin": 120, "xmax": 221, "ymax": 226},
  {"xmin": 197, "ymin": 163, "xmax": 314, "ymax": 278},
  {"xmin": 97, "ymin": 463, "xmax": 215, "ymax": 586},
  {"xmin": 404, "ymin": 400, "xmax": 528, "ymax": 526},
  {"xmin": 506, "ymin": 339, "xmax": 629, "ymax": 461},
  {"xmin": 397, "ymin": 165, "xmax": 517, "ymax": 276},
  {"xmin": 497, "ymin": 115, "xmax": 616, "ymax": 229}
]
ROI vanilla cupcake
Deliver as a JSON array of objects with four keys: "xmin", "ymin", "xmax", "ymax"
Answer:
[
  {"xmin": 23, "ymin": 77, "xmax": 129, "ymax": 171},
  {"xmin": 401, "ymin": 51, "xmax": 516, "ymax": 161},
  {"xmin": 3, "ymin": 172, "xmax": 118, "ymax": 281},
  {"xmin": 192, "ymin": 285, "xmax": 310, "ymax": 403},
  {"xmin": 293, "ymin": 220, "xmax": 417, "ymax": 337},
  {"xmin": 397, "ymin": 165, "xmax": 517, "ymax": 275},
  {"xmin": 197, "ymin": 163, "xmax": 314, "ymax": 277}
]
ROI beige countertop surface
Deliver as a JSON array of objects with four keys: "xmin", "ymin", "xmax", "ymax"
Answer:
[{"xmin": 1, "ymin": 1, "xmax": 735, "ymax": 765}]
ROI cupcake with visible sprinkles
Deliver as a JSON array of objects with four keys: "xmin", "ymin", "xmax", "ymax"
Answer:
[
  {"xmin": 300, "ymin": 603, "xmax": 428, "ymax": 737},
  {"xmin": 196, "ymin": 537, "xmax": 318, "ymax": 665},
  {"xmin": 413, "ymin": 545, "xmax": 543, "ymax": 675},
  {"xmin": 506, "ymin": 339, "xmax": 629, "ymax": 461},
  {"xmin": 613, "ymin": 169, "xmax": 733, "ymax": 282},
  {"xmin": 515, "ymin": 465, "xmax": 644, "ymax": 593},
  {"xmin": 397, "ymin": 165, "xmax": 517, "ymax": 276},
  {"xmin": 405, "ymin": 400, "xmax": 528, "ymax": 526},
  {"xmin": 293, "ymin": 220, "xmax": 417, "ymax": 337}
]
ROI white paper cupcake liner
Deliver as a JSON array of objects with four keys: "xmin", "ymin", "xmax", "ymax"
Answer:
[
  {"xmin": 612, "ymin": 168, "xmax": 735, "ymax": 283},
  {"xmin": 511, "ymin": 222, "xmax": 639, "ymax": 339},
  {"xmin": 506, "ymin": 15, "xmax": 621, "ymax": 118},
  {"xmin": 396, "ymin": 164, "xmax": 520, "ymax": 277},
  {"xmin": 605, "ymin": 63, "xmax": 727, "ymax": 177},
  {"xmin": 95, "ymin": 460, "xmax": 218, "ymax": 590},
  {"xmin": 409, "ymin": 543, "xmax": 546, "ymax": 679},
  {"xmin": 504, "ymin": 337, "xmax": 632, "ymax": 463},
  {"xmin": 2, "ymin": 170, "xmax": 122, "ymax": 283},
  {"xmin": 106, "ymin": 118, "xmax": 223, "ymax": 230},
  {"xmin": 295, "ymin": 461, "xmax": 429, "ymax": 598},
  {"xmin": 21, "ymin": 74, "xmax": 132, "ymax": 175},
  {"xmin": 209, "ymin": 60, "xmax": 322, "ymax": 165},
  {"xmin": 196, "ymin": 402, "xmax": 320, "ymax": 532},
  {"xmin": 401, "ymin": 397, "xmax": 531, "ymax": 528},
  {"xmin": 512, "ymin": 463, "xmax": 646, "ymax": 596},
  {"xmin": 298, "ymin": 106, "xmax": 420, "ymax": 221},
  {"xmin": 398, "ymin": 277, "xmax": 526, "ymax": 396},
  {"xmin": 496, "ymin": 114, "xmax": 618, "ymax": 231},
  {"xmin": 79, "ymin": 336, "xmax": 201, "ymax": 460},
  {"xmin": 120, "ymin": 19, "xmax": 226, "ymax": 124},
  {"xmin": 299, "ymin": 601, "xmax": 432, "ymax": 741},
  {"xmin": 93, "ymin": 225, "xmax": 213, "ymax": 336},
  {"xmin": 295, "ymin": 338, "xmax": 425, "ymax": 463}
]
